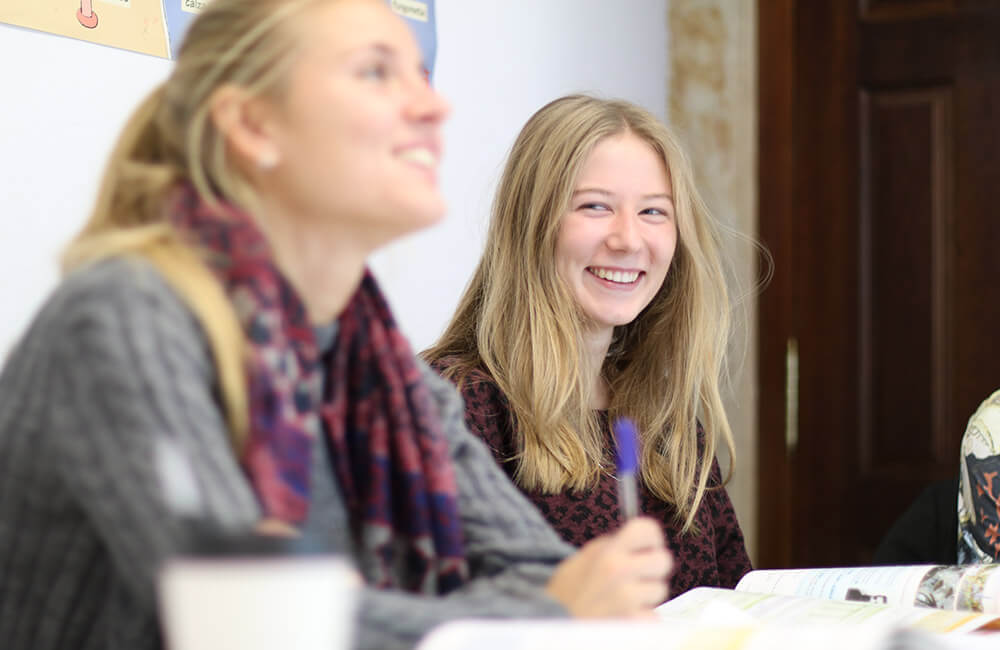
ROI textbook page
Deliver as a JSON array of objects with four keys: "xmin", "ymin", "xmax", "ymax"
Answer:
[
  {"xmin": 656, "ymin": 587, "xmax": 1000, "ymax": 634},
  {"xmin": 736, "ymin": 564, "xmax": 1000, "ymax": 612},
  {"xmin": 416, "ymin": 619, "xmax": 901, "ymax": 650}
]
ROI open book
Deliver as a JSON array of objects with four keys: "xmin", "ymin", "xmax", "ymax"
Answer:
[
  {"xmin": 417, "ymin": 619, "xmax": 997, "ymax": 650},
  {"xmin": 657, "ymin": 564, "xmax": 1000, "ymax": 634}
]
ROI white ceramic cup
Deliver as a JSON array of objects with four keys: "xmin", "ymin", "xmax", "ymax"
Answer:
[{"xmin": 158, "ymin": 555, "xmax": 358, "ymax": 650}]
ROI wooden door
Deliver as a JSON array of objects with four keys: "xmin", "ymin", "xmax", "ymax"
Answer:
[{"xmin": 758, "ymin": 0, "xmax": 1000, "ymax": 568}]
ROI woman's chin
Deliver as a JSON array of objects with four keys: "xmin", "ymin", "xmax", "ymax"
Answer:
[
  {"xmin": 365, "ymin": 206, "xmax": 446, "ymax": 251},
  {"xmin": 397, "ymin": 197, "xmax": 448, "ymax": 234}
]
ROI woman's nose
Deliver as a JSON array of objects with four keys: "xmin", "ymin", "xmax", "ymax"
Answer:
[
  {"xmin": 405, "ymin": 72, "xmax": 451, "ymax": 124},
  {"xmin": 605, "ymin": 213, "xmax": 642, "ymax": 252}
]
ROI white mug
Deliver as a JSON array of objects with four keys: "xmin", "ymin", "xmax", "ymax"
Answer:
[{"xmin": 158, "ymin": 555, "xmax": 358, "ymax": 650}]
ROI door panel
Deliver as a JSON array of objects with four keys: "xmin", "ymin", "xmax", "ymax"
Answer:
[{"xmin": 758, "ymin": 1, "xmax": 1000, "ymax": 568}]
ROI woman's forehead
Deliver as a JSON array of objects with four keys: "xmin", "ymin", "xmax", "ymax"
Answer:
[{"xmin": 295, "ymin": 0, "xmax": 421, "ymax": 62}]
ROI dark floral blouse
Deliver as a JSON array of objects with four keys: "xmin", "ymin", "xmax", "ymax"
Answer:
[{"xmin": 432, "ymin": 360, "xmax": 753, "ymax": 598}]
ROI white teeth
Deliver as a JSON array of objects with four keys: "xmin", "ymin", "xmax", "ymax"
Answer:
[
  {"xmin": 399, "ymin": 147, "xmax": 436, "ymax": 167},
  {"xmin": 590, "ymin": 268, "xmax": 639, "ymax": 283}
]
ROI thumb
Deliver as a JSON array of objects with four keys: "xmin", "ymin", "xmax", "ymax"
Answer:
[{"xmin": 613, "ymin": 517, "xmax": 665, "ymax": 550}]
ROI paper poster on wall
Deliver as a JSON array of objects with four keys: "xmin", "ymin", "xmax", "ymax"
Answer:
[
  {"xmin": 0, "ymin": 2, "xmax": 432, "ymax": 65},
  {"xmin": 389, "ymin": 0, "xmax": 437, "ymax": 82},
  {"xmin": 163, "ymin": 1, "xmax": 206, "ymax": 59},
  {"xmin": 0, "ymin": 1, "xmax": 170, "ymax": 58}
]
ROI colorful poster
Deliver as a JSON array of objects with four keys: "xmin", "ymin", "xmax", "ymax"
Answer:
[
  {"xmin": 1, "ymin": 2, "xmax": 434, "ymax": 66},
  {"xmin": 0, "ymin": 0, "xmax": 170, "ymax": 58},
  {"xmin": 162, "ymin": 0, "xmax": 206, "ymax": 59},
  {"xmin": 388, "ymin": 0, "xmax": 436, "ymax": 82}
]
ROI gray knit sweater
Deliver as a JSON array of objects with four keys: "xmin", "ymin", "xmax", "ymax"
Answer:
[{"xmin": 0, "ymin": 258, "xmax": 571, "ymax": 650}]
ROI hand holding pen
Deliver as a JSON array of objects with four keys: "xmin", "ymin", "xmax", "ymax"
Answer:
[
  {"xmin": 613, "ymin": 417, "xmax": 675, "ymax": 606},
  {"xmin": 546, "ymin": 416, "xmax": 673, "ymax": 616}
]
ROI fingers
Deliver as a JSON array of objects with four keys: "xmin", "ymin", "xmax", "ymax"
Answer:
[
  {"xmin": 598, "ymin": 517, "xmax": 673, "ymax": 606},
  {"xmin": 619, "ymin": 551, "xmax": 670, "ymax": 607},
  {"xmin": 611, "ymin": 517, "xmax": 673, "ymax": 581},
  {"xmin": 626, "ymin": 609, "xmax": 661, "ymax": 622},
  {"xmin": 613, "ymin": 516, "xmax": 668, "ymax": 551},
  {"xmin": 255, "ymin": 518, "xmax": 300, "ymax": 537},
  {"xmin": 545, "ymin": 517, "xmax": 673, "ymax": 618}
]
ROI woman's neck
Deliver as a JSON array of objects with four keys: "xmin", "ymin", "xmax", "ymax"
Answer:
[
  {"xmin": 582, "ymin": 326, "xmax": 614, "ymax": 410},
  {"xmin": 255, "ymin": 202, "xmax": 369, "ymax": 325}
]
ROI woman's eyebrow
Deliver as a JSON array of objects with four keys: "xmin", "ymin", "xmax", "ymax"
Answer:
[
  {"xmin": 572, "ymin": 189, "xmax": 674, "ymax": 202},
  {"xmin": 341, "ymin": 41, "xmax": 397, "ymax": 60}
]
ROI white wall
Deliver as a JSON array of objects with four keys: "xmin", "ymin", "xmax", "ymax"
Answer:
[
  {"xmin": 0, "ymin": 0, "xmax": 667, "ymax": 358},
  {"xmin": 0, "ymin": 27, "xmax": 172, "ymax": 358}
]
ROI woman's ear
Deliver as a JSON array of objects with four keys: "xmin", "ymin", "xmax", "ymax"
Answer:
[{"xmin": 208, "ymin": 84, "xmax": 282, "ymax": 171}]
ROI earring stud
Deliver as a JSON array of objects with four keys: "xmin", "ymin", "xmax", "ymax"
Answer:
[{"xmin": 257, "ymin": 150, "xmax": 279, "ymax": 170}]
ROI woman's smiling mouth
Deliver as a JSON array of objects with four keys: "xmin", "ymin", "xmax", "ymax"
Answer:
[{"xmin": 587, "ymin": 267, "xmax": 642, "ymax": 284}]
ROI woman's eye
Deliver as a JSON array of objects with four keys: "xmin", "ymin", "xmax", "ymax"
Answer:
[
  {"xmin": 641, "ymin": 207, "xmax": 671, "ymax": 221},
  {"xmin": 579, "ymin": 203, "xmax": 610, "ymax": 212},
  {"xmin": 359, "ymin": 62, "xmax": 389, "ymax": 81}
]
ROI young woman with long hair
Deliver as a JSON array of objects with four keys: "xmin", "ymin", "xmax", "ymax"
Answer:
[{"xmin": 426, "ymin": 94, "xmax": 752, "ymax": 597}]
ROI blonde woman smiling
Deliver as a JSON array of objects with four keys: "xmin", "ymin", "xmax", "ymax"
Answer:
[{"xmin": 427, "ymin": 95, "xmax": 751, "ymax": 597}]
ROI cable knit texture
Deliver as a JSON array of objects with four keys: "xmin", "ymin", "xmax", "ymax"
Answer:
[{"xmin": 0, "ymin": 259, "xmax": 571, "ymax": 650}]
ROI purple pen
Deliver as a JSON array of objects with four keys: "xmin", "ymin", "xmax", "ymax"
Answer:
[{"xmin": 613, "ymin": 417, "xmax": 640, "ymax": 520}]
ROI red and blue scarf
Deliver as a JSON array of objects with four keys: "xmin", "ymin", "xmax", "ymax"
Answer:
[{"xmin": 168, "ymin": 186, "xmax": 468, "ymax": 594}]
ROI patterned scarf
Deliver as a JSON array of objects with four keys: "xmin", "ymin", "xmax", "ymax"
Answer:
[{"xmin": 167, "ymin": 186, "xmax": 469, "ymax": 594}]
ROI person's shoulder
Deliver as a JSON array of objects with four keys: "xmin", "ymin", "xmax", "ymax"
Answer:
[
  {"xmin": 969, "ymin": 388, "xmax": 1000, "ymax": 420},
  {"xmin": 967, "ymin": 389, "xmax": 1000, "ymax": 431},
  {"xmin": 50, "ymin": 256, "xmax": 189, "ymax": 320},
  {"xmin": 428, "ymin": 357, "xmax": 504, "ymax": 405},
  {"xmin": 416, "ymin": 356, "xmax": 459, "ymax": 404},
  {"xmin": 414, "ymin": 358, "xmax": 491, "ymax": 458},
  {"xmin": 963, "ymin": 388, "xmax": 1000, "ymax": 454},
  {"xmin": 417, "ymin": 357, "xmax": 502, "ymax": 408},
  {"xmin": 427, "ymin": 355, "xmax": 489, "ymax": 384},
  {"xmin": 688, "ymin": 420, "xmax": 731, "ymax": 491},
  {"xmin": 422, "ymin": 357, "xmax": 514, "ymax": 455},
  {"xmin": 17, "ymin": 256, "xmax": 205, "ymax": 360}
]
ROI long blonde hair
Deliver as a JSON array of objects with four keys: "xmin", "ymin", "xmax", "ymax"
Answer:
[
  {"xmin": 425, "ymin": 95, "xmax": 735, "ymax": 531},
  {"xmin": 61, "ymin": 0, "xmax": 334, "ymax": 451}
]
